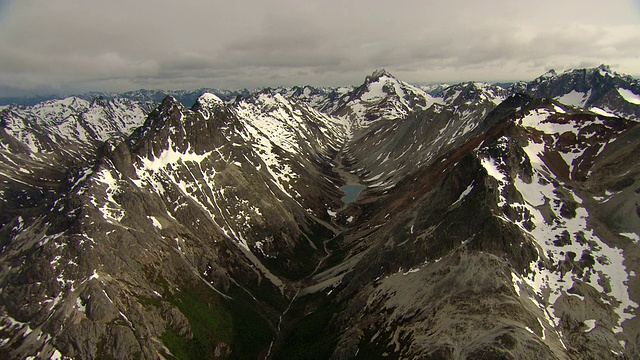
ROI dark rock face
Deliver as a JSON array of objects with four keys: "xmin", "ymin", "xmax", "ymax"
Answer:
[{"xmin": 1, "ymin": 67, "xmax": 639, "ymax": 359}]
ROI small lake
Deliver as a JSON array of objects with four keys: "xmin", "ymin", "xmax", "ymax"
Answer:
[{"xmin": 340, "ymin": 183, "xmax": 366, "ymax": 204}]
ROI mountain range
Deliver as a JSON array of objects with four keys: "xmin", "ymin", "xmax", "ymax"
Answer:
[{"xmin": 1, "ymin": 65, "xmax": 639, "ymax": 359}]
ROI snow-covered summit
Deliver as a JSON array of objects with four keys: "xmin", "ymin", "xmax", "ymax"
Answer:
[
  {"xmin": 196, "ymin": 92, "xmax": 224, "ymax": 107},
  {"xmin": 331, "ymin": 69, "xmax": 442, "ymax": 130}
]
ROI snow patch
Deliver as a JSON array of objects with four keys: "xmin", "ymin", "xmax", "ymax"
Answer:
[
  {"xmin": 141, "ymin": 140, "xmax": 210, "ymax": 172},
  {"xmin": 556, "ymin": 90, "xmax": 589, "ymax": 107},
  {"xmin": 590, "ymin": 107, "xmax": 617, "ymax": 117},
  {"xmin": 620, "ymin": 232, "xmax": 639, "ymax": 242},
  {"xmin": 88, "ymin": 269, "xmax": 100, "ymax": 281},
  {"xmin": 149, "ymin": 216, "xmax": 163, "ymax": 229},
  {"xmin": 583, "ymin": 319, "xmax": 597, "ymax": 332},
  {"xmin": 480, "ymin": 157, "xmax": 506, "ymax": 183},
  {"xmin": 451, "ymin": 181, "xmax": 474, "ymax": 207},
  {"xmin": 513, "ymin": 155, "xmax": 639, "ymax": 333},
  {"xmin": 617, "ymin": 88, "xmax": 640, "ymax": 105},
  {"xmin": 520, "ymin": 109, "xmax": 580, "ymax": 135},
  {"xmin": 76, "ymin": 297, "xmax": 86, "ymax": 313}
]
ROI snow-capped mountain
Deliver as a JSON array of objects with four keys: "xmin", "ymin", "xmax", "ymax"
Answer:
[
  {"xmin": 1, "ymin": 66, "xmax": 639, "ymax": 360},
  {"xmin": 419, "ymin": 82, "xmax": 451, "ymax": 96},
  {"xmin": 437, "ymin": 81, "xmax": 509, "ymax": 107},
  {"xmin": 306, "ymin": 91, "xmax": 640, "ymax": 359},
  {"xmin": 0, "ymin": 88, "xmax": 251, "ymax": 108},
  {"xmin": 512, "ymin": 65, "xmax": 640, "ymax": 119},
  {"xmin": 114, "ymin": 88, "xmax": 251, "ymax": 108},
  {"xmin": 124, "ymin": 90, "xmax": 347, "ymax": 271},
  {"xmin": 274, "ymin": 86, "xmax": 352, "ymax": 113},
  {"xmin": 339, "ymin": 80, "xmax": 509, "ymax": 192},
  {"xmin": 0, "ymin": 89, "xmax": 348, "ymax": 359},
  {"xmin": 0, "ymin": 96, "xmax": 151, "ymax": 233},
  {"xmin": 1, "ymin": 96, "xmax": 147, "ymax": 151},
  {"xmin": 330, "ymin": 69, "xmax": 442, "ymax": 131}
]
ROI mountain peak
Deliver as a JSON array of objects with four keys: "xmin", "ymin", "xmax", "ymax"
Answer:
[
  {"xmin": 367, "ymin": 68, "xmax": 395, "ymax": 83},
  {"xmin": 196, "ymin": 92, "xmax": 224, "ymax": 108},
  {"xmin": 543, "ymin": 69, "xmax": 557, "ymax": 77},
  {"xmin": 527, "ymin": 65, "xmax": 628, "ymax": 86},
  {"xmin": 371, "ymin": 68, "xmax": 391, "ymax": 77},
  {"xmin": 157, "ymin": 95, "xmax": 185, "ymax": 112},
  {"xmin": 159, "ymin": 94, "xmax": 181, "ymax": 106}
]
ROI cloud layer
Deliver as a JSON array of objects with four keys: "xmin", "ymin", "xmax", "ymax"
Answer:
[{"xmin": 1, "ymin": 0, "xmax": 639, "ymax": 96}]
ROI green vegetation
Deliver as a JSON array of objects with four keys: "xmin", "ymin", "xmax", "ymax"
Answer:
[
  {"xmin": 161, "ymin": 329, "xmax": 205, "ymax": 360},
  {"xmin": 159, "ymin": 283, "xmax": 274, "ymax": 360},
  {"xmin": 160, "ymin": 286, "xmax": 233, "ymax": 360},
  {"xmin": 235, "ymin": 276, "xmax": 287, "ymax": 312},
  {"xmin": 274, "ymin": 301, "xmax": 342, "ymax": 359},
  {"xmin": 225, "ymin": 286, "xmax": 274, "ymax": 359}
]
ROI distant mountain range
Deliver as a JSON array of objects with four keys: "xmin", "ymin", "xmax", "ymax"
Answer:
[
  {"xmin": 0, "ymin": 88, "xmax": 252, "ymax": 107},
  {"xmin": 1, "ymin": 65, "xmax": 639, "ymax": 359}
]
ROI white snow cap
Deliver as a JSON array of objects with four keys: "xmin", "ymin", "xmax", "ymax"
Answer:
[{"xmin": 197, "ymin": 92, "xmax": 224, "ymax": 107}]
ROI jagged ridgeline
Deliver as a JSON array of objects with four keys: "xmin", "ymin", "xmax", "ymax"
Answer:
[{"xmin": 1, "ymin": 66, "xmax": 639, "ymax": 359}]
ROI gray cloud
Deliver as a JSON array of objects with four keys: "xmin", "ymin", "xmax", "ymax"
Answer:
[{"xmin": 0, "ymin": 0, "xmax": 639, "ymax": 96}]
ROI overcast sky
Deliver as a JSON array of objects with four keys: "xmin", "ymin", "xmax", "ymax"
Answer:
[{"xmin": 0, "ymin": 0, "xmax": 639, "ymax": 97}]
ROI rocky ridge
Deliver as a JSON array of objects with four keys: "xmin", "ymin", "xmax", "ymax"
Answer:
[{"xmin": 0, "ymin": 66, "xmax": 639, "ymax": 359}]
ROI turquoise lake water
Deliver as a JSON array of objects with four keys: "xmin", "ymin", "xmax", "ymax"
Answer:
[{"xmin": 340, "ymin": 183, "xmax": 366, "ymax": 203}]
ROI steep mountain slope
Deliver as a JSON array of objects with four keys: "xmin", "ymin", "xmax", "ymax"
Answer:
[
  {"xmin": 341, "ymin": 80, "xmax": 508, "ymax": 192},
  {"xmin": 271, "ymin": 70, "xmax": 640, "ymax": 359},
  {"xmin": 0, "ymin": 67, "xmax": 639, "ymax": 360},
  {"xmin": 302, "ymin": 94, "xmax": 640, "ymax": 359},
  {"xmin": 0, "ymin": 91, "xmax": 346, "ymax": 359},
  {"xmin": 0, "ymin": 96, "xmax": 150, "ymax": 231}
]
